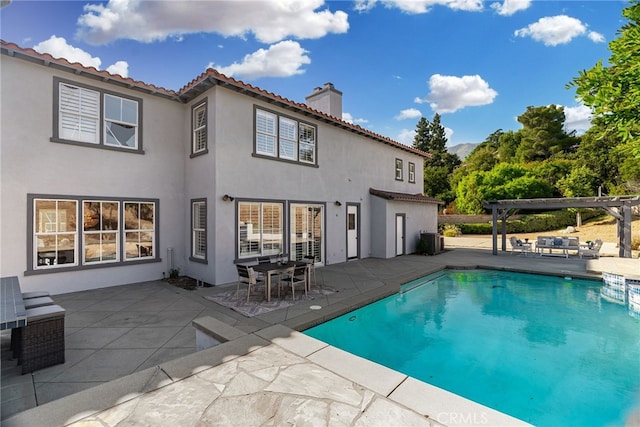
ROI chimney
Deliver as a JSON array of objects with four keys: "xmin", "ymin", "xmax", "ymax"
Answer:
[{"xmin": 305, "ymin": 82, "xmax": 342, "ymax": 119}]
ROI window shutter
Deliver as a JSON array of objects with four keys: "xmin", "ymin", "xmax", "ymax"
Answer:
[{"xmin": 59, "ymin": 83, "xmax": 99, "ymax": 143}]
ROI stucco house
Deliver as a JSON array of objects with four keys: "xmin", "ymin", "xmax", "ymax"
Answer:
[{"xmin": 0, "ymin": 40, "xmax": 441, "ymax": 295}]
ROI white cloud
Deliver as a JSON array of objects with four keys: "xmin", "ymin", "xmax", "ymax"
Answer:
[
  {"xmin": 490, "ymin": 0, "xmax": 531, "ymax": 16},
  {"xmin": 396, "ymin": 128, "xmax": 416, "ymax": 146},
  {"xmin": 514, "ymin": 15, "xmax": 589, "ymax": 46},
  {"xmin": 588, "ymin": 31, "xmax": 605, "ymax": 43},
  {"xmin": 395, "ymin": 108, "xmax": 422, "ymax": 120},
  {"xmin": 416, "ymin": 74, "xmax": 497, "ymax": 114},
  {"xmin": 563, "ymin": 104, "xmax": 592, "ymax": 134},
  {"xmin": 444, "ymin": 126, "xmax": 454, "ymax": 142},
  {"xmin": 33, "ymin": 35, "xmax": 102, "ymax": 69},
  {"xmin": 343, "ymin": 112, "xmax": 368, "ymax": 125},
  {"xmin": 354, "ymin": 0, "xmax": 377, "ymax": 12},
  {"xmin": 212, "ymin": 41, "xmax": 310, "ymax": 80},
  {"xmin": 32, "ymin": 35, "xmax": 129, "ymax": 77},
  {"xmin": 77, "ymin": 0, "xmax": 349, "ymax": 45},
  {"xmin": 106, "ymin": 61, "xmax": 129, "ymax": 77},
  {"xmin": 355, "ymin": 0, "xmax": 482, "ymax": 13}
]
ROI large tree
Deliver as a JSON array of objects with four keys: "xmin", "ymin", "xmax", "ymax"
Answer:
[
  {"xmin": 514, "ymin": 105, "xmax": 578, "ymax": 162},
  {"xmin": 413, "ymin": 114, "xmax": 460, "ymax": 202},
  {"xmin": 567, "ymin": 0, "xmax": 640, "ymax": 158},
  {"xmin": 455, "ymin": 163, "xmax": 554, "ymax": 214}
]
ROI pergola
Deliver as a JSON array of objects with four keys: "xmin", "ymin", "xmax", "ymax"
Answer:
[{"xmin": 483, "ymin": 196, "xmax": 640, "ymax": 258}]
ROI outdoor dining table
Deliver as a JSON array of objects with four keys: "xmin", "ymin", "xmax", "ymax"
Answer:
[
  {"xmin": 1, "ymin": 276, "xmax": 27, "ymax": 330},
  {"xmin": 251, "ymin": 261, "xmax": 308, "ymax": 302}
]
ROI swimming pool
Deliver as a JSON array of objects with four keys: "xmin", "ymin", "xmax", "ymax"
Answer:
[{"xmin": 304, "ymin": 269, "xmax": 640, "ymax": 426}]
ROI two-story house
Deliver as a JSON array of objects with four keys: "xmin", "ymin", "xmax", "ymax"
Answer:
[{"xmin": 0, "ymin": 40, "xmax": 441, "ymax": 295}]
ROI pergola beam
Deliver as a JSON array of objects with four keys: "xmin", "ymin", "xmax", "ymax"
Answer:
[{"xmin": 483, "ymin": 196, "xmax": 639, "ymax": 258}]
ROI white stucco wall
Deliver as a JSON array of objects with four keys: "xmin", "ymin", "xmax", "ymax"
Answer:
[
  {"xmin": 1, "ymin": 51, "xmax": 439, "ymax": 294},
  {"xmin": 0, "ymin": 55, "xmax": 186, "ymax": 294},
  {"xmin": 194, "ymin": 88, "xmax": 438, "ymax": 285}
]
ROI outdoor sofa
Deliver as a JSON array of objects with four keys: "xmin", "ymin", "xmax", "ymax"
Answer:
[{"xmin": 535, "ymin": 236, "xmax": 580, "ymax": 258}]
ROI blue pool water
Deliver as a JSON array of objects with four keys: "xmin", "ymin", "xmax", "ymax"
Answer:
[{"xmin": 304, "ymin": 269, "xmax": 640, "ymax": 426}]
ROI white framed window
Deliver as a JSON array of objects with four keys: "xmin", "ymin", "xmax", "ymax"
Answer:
[
  {"xmin": 279, "ymin": 116, "xmax": 297, "ymax": 160},
  {"xmin": 83, "ymin": 201, "xmax": 119, "ymax": 264},
  {"xmin": 124, "ymin": 202, "xmax": 155, "ymax": 260},
  {"xmin": 256, "ymin": 109, "xmax": 277, "ymax": 156},
  {"xmin": 192, "ymin": 200, "xmax": 207, "ymax": 260},
  {"xmin": 238, "ymin": 201, "xmax": 283, "ymax": 259},
  {"xmin": 255, "ymin": 107, "xmax": 316, "ymax": 165},
  {"xmin": 34, "ymin": 199, "xmax": 78, "ymax": 269},
  {"xmin": 104, "ymin": 94, "xmax": 138, "ymax": 149},
  {"xmin": 395, "ymin": 158, "xmax": 404, "ymax": 181},
  {"xmin": 192, "ymin": 101, "xmax": 207, "ymax": 155},
  {"xmin": 59, "ymin": 83, "xmax": 99, "ymax": 144},
  {"xmin": 409, "ymin": 162, "xmax": 416, "ymax": 183},
  {"xmin": 28, "ymin": 195, "xmax": 158, "ymax": 273},
  {"xmin": 53, "ymin": 78, "xmax": 142, "ymax": 152},
  {"xmin": 299, "ymin": 123, "xmax": 316, "ymax": 164}
]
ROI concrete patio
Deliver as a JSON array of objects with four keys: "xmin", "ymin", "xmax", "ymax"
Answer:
[{"xmin": 2, "ymin": 243, "xmax": 638, "ymax": 426}]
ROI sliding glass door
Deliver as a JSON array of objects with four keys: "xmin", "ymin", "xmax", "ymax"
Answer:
[{"xmin": 290, "ymin": 204, "xmax": 323, "ymax": 264}]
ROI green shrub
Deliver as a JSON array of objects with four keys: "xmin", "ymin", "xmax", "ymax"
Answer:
[
  {"xmin": 441, "ymin": 224, "xmax": 462, "ymax": 237},
  {"xmin": 450, "ymin": 209, "xmax": 606, "ymax": 235},
  {"xmin": 459, "ymin": 223, "xmax": 493, "ymax": 234}
]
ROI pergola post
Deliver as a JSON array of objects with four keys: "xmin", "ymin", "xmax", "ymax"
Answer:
[
  {"xmin": 491, "ymin": 207, "xmax": 498, "ymax": 255},
  {"xmin": 501, "ymin": 211, "xmax": 507, "ymax": 252},
  {"xmin": 622, "ymin": 203, "xmax": 632, "ymax": 258}
]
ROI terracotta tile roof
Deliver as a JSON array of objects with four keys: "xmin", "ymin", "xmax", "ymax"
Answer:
[
  {"xmin": 1, "ymin": 39, "xmax": 430, "ymax": 159},
  {"xmin": 0, "ymin": 40, "xmax": 179, "ymax": 99},
  {"xmin": 369, "ymin": 188, "xmax": 443, "ymax": 204}
]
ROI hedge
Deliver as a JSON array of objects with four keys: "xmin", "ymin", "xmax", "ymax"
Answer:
[{"xmin": 449, "ymin": 209, "xmax": 606, "ymax": 235}]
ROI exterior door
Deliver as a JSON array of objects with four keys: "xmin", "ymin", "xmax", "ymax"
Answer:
[
  {"xmin": 396, "ymin": 214, "xmax": 405, "ymax": 256},
  {"xmin": 347, "ymin": 204, "xmax": 359, "ymax": 259},
  {"xmin": 290, "ymin": 204, "xmax": 324, "ymax": 264}
]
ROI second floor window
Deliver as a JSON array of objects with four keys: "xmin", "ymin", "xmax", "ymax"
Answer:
[
  {"xmin": 54, "ymin": 78, "xmax": 142, "ymax": 152},
  {"xmin": 255, "ymin": 107, "xmax": 316, "ymax": 165},
  {"xmin": 192, "ymin": 101, "xmax": 207, "ymax": 155},
  {"xmin": 395, "ymin": 159, "xmax": 403, "ymax": 181},
  {"xmin": 409, "ymin": 162, "xmax": 416, "ymax": 183}
]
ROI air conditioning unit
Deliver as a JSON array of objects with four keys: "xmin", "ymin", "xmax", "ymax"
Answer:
[{"xmin": 420, "ymin": 232, "xmax": 444, "ymax": 255}]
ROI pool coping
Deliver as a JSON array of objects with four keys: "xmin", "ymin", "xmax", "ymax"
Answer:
[
  {"xmin": 6, "ymin": 253, "xmax": 624, "ymax": 426},
  {"xmin": 3, "ymin": 322, "xmax": 531, "ymax": 427}
]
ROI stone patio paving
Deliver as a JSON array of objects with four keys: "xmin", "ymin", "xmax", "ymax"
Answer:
[{"xmin": 3, "ymin": 243, "xmax": 638, "ymax": 426}]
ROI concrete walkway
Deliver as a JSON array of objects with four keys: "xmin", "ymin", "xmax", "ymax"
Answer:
[{"xmin": 2, "ymin": 245, "xmax": 638, "ymax": 426}]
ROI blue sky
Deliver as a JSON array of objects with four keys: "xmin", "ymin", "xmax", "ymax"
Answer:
[{"xmin": 0, "ymin": 0, "xmax": 628, "ymax": 147}]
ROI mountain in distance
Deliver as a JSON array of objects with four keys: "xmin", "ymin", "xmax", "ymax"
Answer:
[{"xmin": 447, "ymin": 143, "xmax": 478, "ymax": 160}]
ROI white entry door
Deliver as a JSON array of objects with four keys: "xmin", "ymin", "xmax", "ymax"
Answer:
[
  {"xmin": 347, "ymin": 205, "xmax": 358, "ymax": 259},
  {"xmin": 396, "ymin": 214, "xmax": 405, "ymax": 256}
]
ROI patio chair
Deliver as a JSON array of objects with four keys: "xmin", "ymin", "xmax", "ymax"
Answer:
[
  {"xmin": 579, "ymin": 239, "xmax": 603, "ymax": 259},
  {"xmin": 236, "ymin": 264, "xmax": 265, "ymax": 302},
  {"xmin": 509, "ymin": 236, "xmax": 530, "ymax": 255},
  {"xmin": 279, "ymin": 264, "xmax": 308, "ymax": 301}
]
